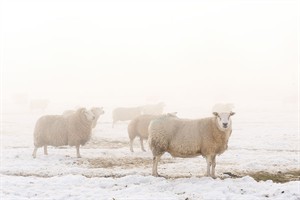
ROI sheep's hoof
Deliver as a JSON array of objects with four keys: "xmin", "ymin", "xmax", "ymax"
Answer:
[
  {"xmin": 152, "ymin": 173, "xmax": 160, "ymax": 177},
  {"xmin": 152, "ymin": 173, "xmax": 157, "ymax": 177},
  {"xmin": 205, "ymin": 174, "xmax": 216, "ymax": 179}
]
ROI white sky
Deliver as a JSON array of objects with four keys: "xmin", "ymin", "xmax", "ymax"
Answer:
[{"xmin": 1, "ymin": 0, "xmax": 299, "ymax": 109}]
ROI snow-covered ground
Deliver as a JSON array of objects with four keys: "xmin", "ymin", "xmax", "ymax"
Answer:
[{"xmin": 1, "ymin": 107, "xmax": 299, "ymax": 200}]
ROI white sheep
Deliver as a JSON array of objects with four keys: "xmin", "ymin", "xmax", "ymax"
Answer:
[
  {"xmin": 128, "ymin": 113, "xmax": 177, "ymax": 152},
  {"xmin": 141, "ymin": 102, "xmax": 165, "ymax": 115},
  {"xmin": 112, "ymin": 106, "xmax": 142, "ymax": 127},
  {"xmin": 148, "ymin": 104, "xmax": 235, "ymax": 178},
  {"xmin": 32, "ymin": 108, "xmax": 95, "ymax": 158}
]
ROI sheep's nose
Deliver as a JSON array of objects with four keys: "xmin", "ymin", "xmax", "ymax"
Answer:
[{"xmin": 223, "ymin": 123, "xmax": 228, "ymax": 127}]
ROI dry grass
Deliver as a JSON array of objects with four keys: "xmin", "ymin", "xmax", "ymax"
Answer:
[
  {"xmin": 223, "ymin": 170, "xmax": 300, "ymax": 183},
  {"xmin": 247, "ymin": 170, "xmax": 300, "ymax": 183},
  {"xmin": 83, "ymin": 157, "xmax": 175, "ymax": 169},
  {"xmin": 83, "ymin": 139, "xmax": 129, "ymax": 149}
]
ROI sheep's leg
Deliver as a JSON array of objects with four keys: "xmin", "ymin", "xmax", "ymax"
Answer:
[
  {"xmin": 140, "ymin": 138, "xmax": 146, "ymax": 152},
  {"xmin": 130, "ymin": 139, "xmax": 134, "ymax": 152},
  {"xmin": 211, "ymin": 155, "xmax": 217, "ymax": 179},
  {"xmin": 76, "ymin": 145, "xmax": 81, "ymax": 158},
  {"xmin": 152, "ymin": 155, "xmax": 162, "ymax": 177},
  {"xmin": 44, "ymin": 145, "xmax": 48, "ymax": 155},
  {"xmin": 205, "ymin": 156, "xmax": 213, "ymax": 177},
  {"xmin": 32, "ymin": 147, "xmax": 38, "ymax": 158}
]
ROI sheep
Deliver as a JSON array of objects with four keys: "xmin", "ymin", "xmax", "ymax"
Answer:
[
  {"xmin": 128, "ymin": 113, "xmax": 177, "ymax": 152},
  {"xmin": 141, "ymin": 102, "xmax": 165, "ymax": 115},
  {"xmin": 112, "ymin": 106, "xmax": 142, "ymax": 127},
  {"xmin": 32, "ymin": 108, "xmax": 95, "ymax": 158},
  {"xmin": 148, "ymin": 104, "xmax": 235, "ymax": 178},
  {"xmin": 90, "ymin": 107, "xmax": 105, "ymax": 128}
]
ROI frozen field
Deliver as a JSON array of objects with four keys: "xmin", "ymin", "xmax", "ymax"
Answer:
[{"xmin": 1, "ymin": 107, "xmax": 299, "ymax": 200}]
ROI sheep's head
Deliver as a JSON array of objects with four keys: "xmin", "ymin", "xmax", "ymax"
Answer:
[
  {"xmin": 91, "ymin": 107, "xmax": 105, "ymax": 117},
  {"xmin": 213, "ymin": 112, "xmax": 235, "ymax": 130},
  {"xmin": 78, "ymin": 108, "xmax": 95, "ymax": 121}
]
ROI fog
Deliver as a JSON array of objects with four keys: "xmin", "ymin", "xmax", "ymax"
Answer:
[{"xmin": 1, "ymin": 0, "xmax": 298, "ymax": 114}]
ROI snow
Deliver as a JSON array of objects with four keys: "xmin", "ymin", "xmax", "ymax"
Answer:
[
  {"xmin": 2, "ymin": 174, "xmax": 299, "ymax": 200},
  {"xmin": 1, "ymin": 107, "xmax": 300, "ymax": 200}
]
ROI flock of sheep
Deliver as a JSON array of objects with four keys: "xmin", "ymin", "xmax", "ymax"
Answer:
[{"xmin": 32, "ymin": 103, "xmax": 235, "ymax": 178}]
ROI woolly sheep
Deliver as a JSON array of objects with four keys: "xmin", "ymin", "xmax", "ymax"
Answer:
[
  {"xmin": 112, "ymin": 106, "xmax": 142, "ymax": 127},
  {"xmin": 148, "ymin": 104, "xmax": 235, "ymax": 178},
  {"xmin": 128, "ymin": 113, "xmax": 177, "ymax": 152},
  {"xmin": 141, "ymin": 102, "xmax": 165, "ymax": 115},
  {"xmin": 32, "ymin": 108, "xmax": 95, "ymax": 158}
]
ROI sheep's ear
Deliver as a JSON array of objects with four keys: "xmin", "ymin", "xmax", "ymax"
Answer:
[
  {"xmin": 230, "ymin": 112, "xmax": 235, "ymax": 116},
  {"xmin": 213, "ymin": 112, "xmax": 218, "ymax": 117}
]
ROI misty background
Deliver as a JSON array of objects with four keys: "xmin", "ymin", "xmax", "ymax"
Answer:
[{"xmin": 1, "ymin": 0, "xmax": 298, "ymax": 116}]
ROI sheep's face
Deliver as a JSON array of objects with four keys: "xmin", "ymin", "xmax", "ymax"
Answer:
[
  {"xmin": 91, "ymin": 107, "xmax": 105, "ymax": 117},
  {"xmin": 213, "ymin": 112, "xmax": 235, "ymax": 130},
  {"xmin": 84, "ymin": 110, "xmax": 96, "ymax": 121}
]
